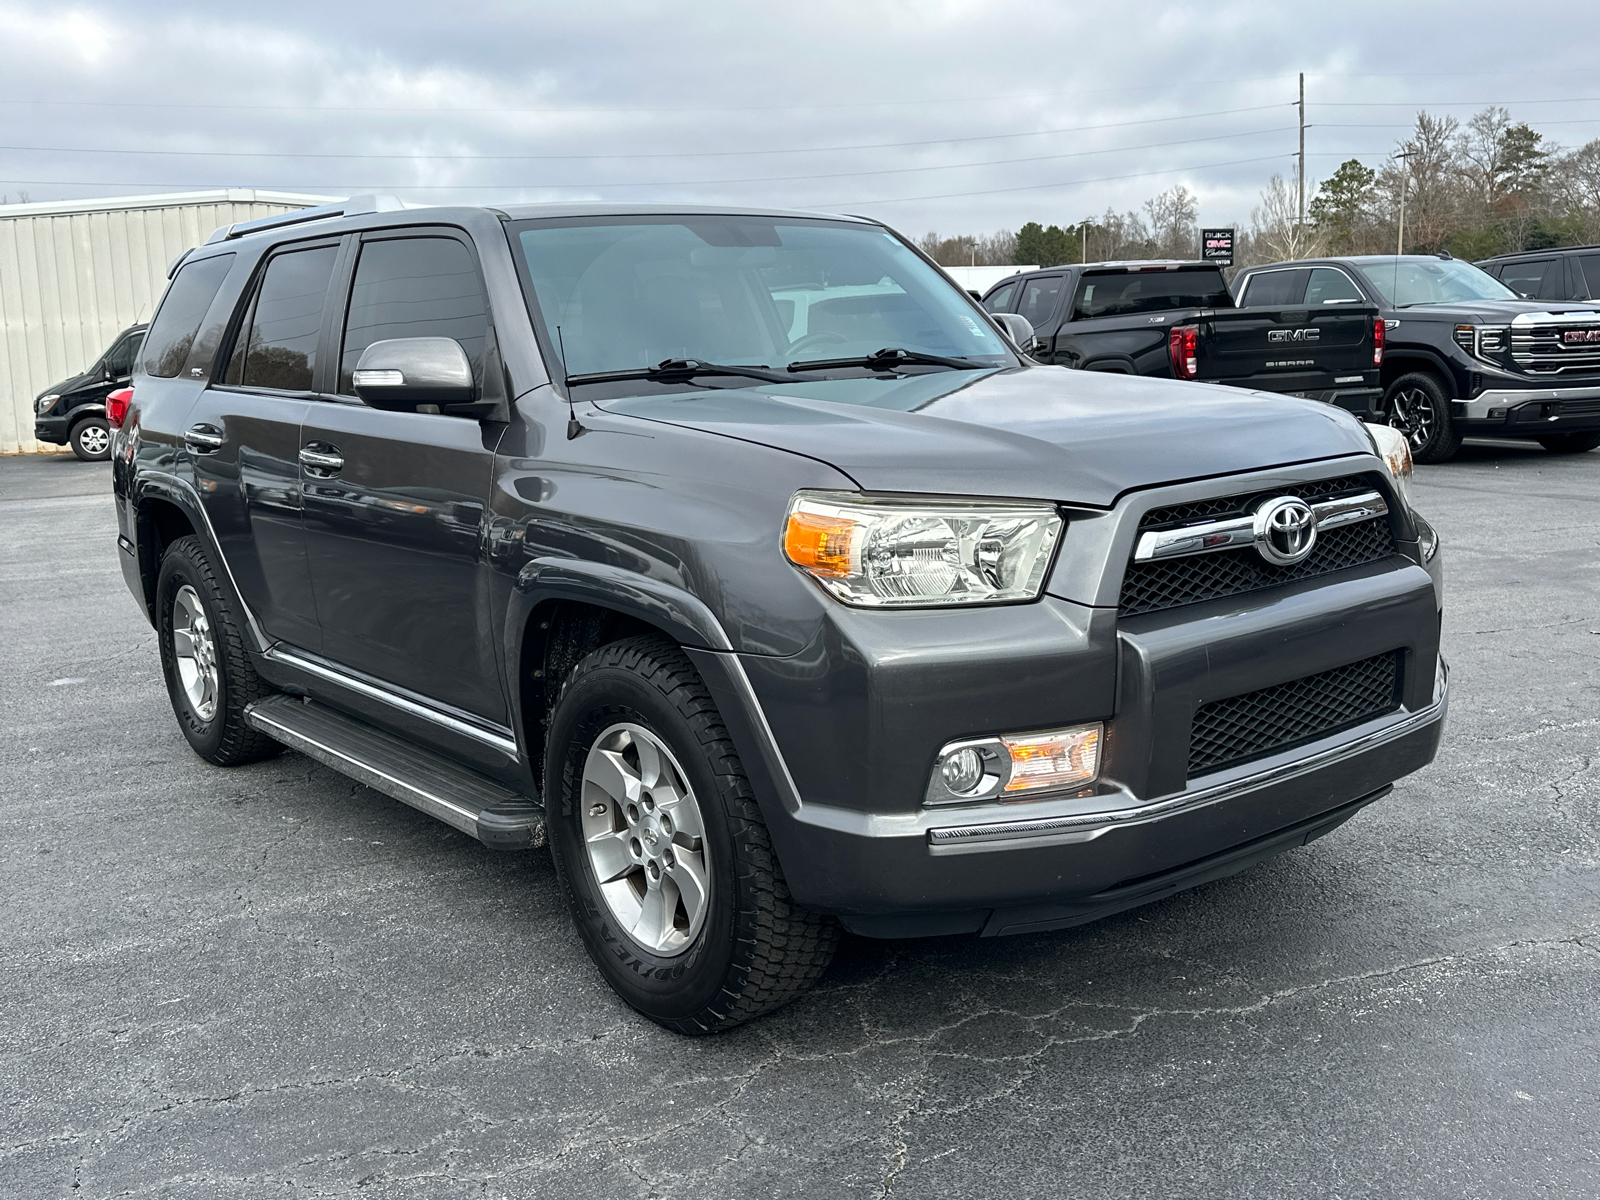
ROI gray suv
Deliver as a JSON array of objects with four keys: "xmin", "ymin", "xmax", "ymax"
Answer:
[{"xmin": 112, "ymin": 197, "xmax": 1448, "ymax": 1031}]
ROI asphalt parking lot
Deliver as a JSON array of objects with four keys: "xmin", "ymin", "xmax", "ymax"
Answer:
[{"xmin": 2, "ymin": 443, "xmax": 1597, "ymax": 1199}]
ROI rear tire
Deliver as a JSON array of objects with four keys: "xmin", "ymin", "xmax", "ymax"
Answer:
[
  {"xmin": 1385, "ymin": 372, "xmax": 1462, "ymax": 463},
  {"xmin": 70, "ymin": 417, "xmax": 112, "ymax": 462},
  {"xmin": 545, "ymin": 636, "xmax": 838, "ymax": 1034},
  {"xmin": 156, "ymin": 536, "xmax": 282, "ymax": 766},
  {"xmin": 1537, "ymin": 432, "xmax": 1600, "ymax": 453}
]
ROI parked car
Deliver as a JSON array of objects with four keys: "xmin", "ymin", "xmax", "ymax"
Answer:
[
  {"xmin": 113, "ymin": 198, "xmax": 1447, "ymax": 1033},
  {"xmin": 980, "ymin": 261, "xmax": 1382, "ymax": 415},
  {"xmin": 1475, "ymin": 245, "xmax": 1600, "ymax": 303},
  {"xmin": 34, "ymin": 323, "xmax": 147, "ymax": 460},
  {"xmin": 1232, "ymin": 255, "xmax": 1600, "ymax": 462}
]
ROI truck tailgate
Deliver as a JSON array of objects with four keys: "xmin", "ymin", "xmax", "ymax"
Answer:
[{"xmin": 1199, "ymin": 305, "xmax": 1378, "ymax": 395}]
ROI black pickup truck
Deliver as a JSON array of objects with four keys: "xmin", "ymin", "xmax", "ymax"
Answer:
[
  {"xmin": 1234, "ymin": 255, "xmax": 1600, "ymax": 462},
  {"xmin": 113, "ymin": 200, "xmax": 1445, "ymax": 1033},
  {"xmin": 981, "ymin": 261, "xmax": 1383, "ymax": 415}
]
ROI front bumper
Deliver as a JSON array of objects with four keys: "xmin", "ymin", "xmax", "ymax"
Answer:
[
  {"xmin": 34, "ymin": 415, "xmax": 70, "ymax": 445},
  {"xmin": 1455, "ymin": 386, "xmax": 1600, "ymax": 433}
]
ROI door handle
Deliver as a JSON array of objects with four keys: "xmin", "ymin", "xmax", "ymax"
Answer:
[
  {"xmin": 298, "ymin": 445, "xmax": 344, "ymax": 474},
  {"xmin": 184, "ymin": 424, "xmax": 225, "ymax": 453}
]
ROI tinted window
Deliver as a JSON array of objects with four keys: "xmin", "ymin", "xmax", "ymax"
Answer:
[
  {"xmin": 1017, "ymin": 276, "xmax": 1065, "ymax": 327},
  {"xmin": 104, "ymin": 333, "xmax": 140, "ymax": 378},
  {"xmin": 1499, "ymin": 259, "xmax": 1555, "ymax": 300},
  {"xmin": 1579, "ymin": 255, "xmax": 1600, "ymax": 300},
  {"xmin": 1239, "ymin": 269, "xmax": 1309, "ymax": 307},
  {"xmin": 1074, "ymin": 267, "xmax": 1231, "ymax": 319},
  {"xmin": 142, "ymin": 255, "xmax": 234, "ymax": 378},
  {"xmin": 1304, "ymin": 268, "xmax": 1364, "ymax": 305},
  {"xmin": 982, "ymin": 281, "xmax": 1017, "ymax": 313},
  {"xmin": 230, "ymin": 246, "xmax": 338, "ymax": 392},
  {"xmin": 339, "ymin": 237, "xmax": 491, "ymax": 395},
  {"xmin": 1360, "ymin": 258, "xmax": 1516, "ymax": 306}
]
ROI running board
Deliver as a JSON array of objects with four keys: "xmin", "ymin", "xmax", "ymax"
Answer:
[{"xmin": 244, "ymin": 695, "xmax": 544, "ymax": 849}]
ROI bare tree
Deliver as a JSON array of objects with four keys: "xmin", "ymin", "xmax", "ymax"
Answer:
[
  {"xmin": 1249, "ymin": 174, "xmax": 1325, "ymax": 262},
  {"xmin": 1144, "ymin": 185, "xmax": 1199, "ymax": 257}
]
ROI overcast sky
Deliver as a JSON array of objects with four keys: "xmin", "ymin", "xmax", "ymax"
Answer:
[{"xmin": 5, "ymin": 0, "xmax": 1600, "ymax": 236}]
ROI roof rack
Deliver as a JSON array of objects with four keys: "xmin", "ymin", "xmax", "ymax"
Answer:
[{"xmin": 204, "ymin": 194, "xmax": 405, "ymax": 244}]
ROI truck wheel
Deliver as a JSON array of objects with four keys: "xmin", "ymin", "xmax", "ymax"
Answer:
[
  {"xmin": 156, "ymin": 536, "xmax": 282, "ymax": 766},
  {"xmin": 70, "ymin": 417, "xmax": 112, "ymax": 462},
  {"xmin": 1537, "ymin": 432, "xmax": 1600, "ymax": 453},
  {"xmin": 545, "ymin": 636, "xmax": 838, "ymax": 1034},
  {"xmin": 1385, "ymin": 372, "xmax": 1462, "ymax": 463}
]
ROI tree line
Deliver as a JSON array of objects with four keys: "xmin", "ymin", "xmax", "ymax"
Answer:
[{"xmin": 916, "ymin": 106, "xmax": 1600, "ymax": 271}]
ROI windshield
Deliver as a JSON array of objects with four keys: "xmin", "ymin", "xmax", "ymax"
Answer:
[
  {"xmin": 513, "ymin": 216, "xmax": 1009, "ymax": 379},
  {"xmin": 1358, "ymin": 258, "xmax": 1517, "ymax": 307}
]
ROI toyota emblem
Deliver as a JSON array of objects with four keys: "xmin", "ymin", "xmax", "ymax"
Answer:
[{"xmin": 1253, "ymin": 497, "xmax": 1318, "ymax": 565}]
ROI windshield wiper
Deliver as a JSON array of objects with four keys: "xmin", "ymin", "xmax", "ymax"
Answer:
[
  {"xmin": 565, "ymin": 358, "xmax": 793, "ymax": 386},
  {"xmin": 787, "ymin": 347, "xmax": 979, "ymax": 374}
]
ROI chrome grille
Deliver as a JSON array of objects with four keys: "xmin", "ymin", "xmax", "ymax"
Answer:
[
  {"xmin": 1511, "ymin": 328, "xmax": 1600, "ymax": 374},
  {"xmin": 1188, "ymin": 651, "xmax": 1402, "ymax": 777},
  {"xmin": 1121, "ymin": 474, "xmax": 1397, "ymax": 616}
]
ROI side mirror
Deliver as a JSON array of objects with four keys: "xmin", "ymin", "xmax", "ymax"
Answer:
[
  {"xmin": 993, "ymin": 312, "xmax": 1035, "ymax": 353},
  {"xmin": 353, "ymin": 337, "xmax": 480, "ymax": 414}
]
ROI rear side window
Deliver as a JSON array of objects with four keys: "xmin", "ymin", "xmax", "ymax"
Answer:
[
  {"xmin": 1304, "ymin": 268, "xmax": 1364, "ymax": 305},
  {"xmin": 1579, "ymin": 255, "xmax": 1600, "ymax": 300},
  {"xmin": 1238, "ymin": 269, "xmax": 1309, "ymax": 308},
  {"xmin": 1073, "ymin": 267, "xmax": 1231, "ymax": 318},
  {"xmin": 982, "ymin": 281, "xmax": 1017, "ymax": 313},
  {"xmin": 338, "ymin": 236, "xmax": 490, "ymax": 395},
  {"xmin": 142, "ymin": 255, "xmax": 234, "ymax": 378},
  {"xmin": 226, "ymin": 245, "xmax": 339, "ymax": 392},
  {"xmin": 1018, "ymin": 276, "xmax": 1065, "ymax": 326},
  {"xmin": 1498, "ymin": 259, "xmax": 1555, "ymax": 300}
]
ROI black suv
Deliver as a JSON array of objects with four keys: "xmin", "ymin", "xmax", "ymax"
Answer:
[
  {"xmin": 1475, "ymin": 245, "xmax": 1600, "ymax": 303},
  {"xmin": 1233, "ymin": 255, "xmax": 1600, "ymax": 462},
  {"xmin": 34, "ymin": 323, "xmax": 146, "ymax": 460},
  {"xmin": 114, "ymin": 198, "xmax": 1447, "ymax": 1032}
]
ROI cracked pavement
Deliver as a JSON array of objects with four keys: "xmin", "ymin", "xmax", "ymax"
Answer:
[{"xmin": 2, "ymin": 441, "xmax": 1597, "ymax": 1198}]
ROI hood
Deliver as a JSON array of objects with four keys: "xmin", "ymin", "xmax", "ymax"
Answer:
[
  {"xmin": 41, "ymin": 369, "xmax": 104, "ymax": 399},
  {"xmin": 1393, "ymin": 299, "xmax": 1600, "ymax": 322},
  {"xmin": 594, "ymin": 366, "xmax": 1374, "ymax": 507}
]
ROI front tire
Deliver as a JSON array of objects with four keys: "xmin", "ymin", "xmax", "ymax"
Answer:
[
  {"xmin": 1537, "ymin": 432, "xmax": 1600, "ymax": 453},
  {"xmin": 70, "ymin": 417, "xmax": 112, "ymax": 462},
  {"xmin": 545, "ymin": 637, "xmax": 838, "ymax": 1034},
  {"xmin": 1385, "ymin": 372, "xmax": 1462, "ymax": 463},
  {"xmin": 156, "ymin": 536, "xmax": 282, "ymax": 766}
]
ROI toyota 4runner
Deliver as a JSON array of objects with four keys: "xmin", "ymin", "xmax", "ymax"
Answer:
[{"xmin": 112, "ymin": 198, "xmax": 1448, "ymax": 1032}]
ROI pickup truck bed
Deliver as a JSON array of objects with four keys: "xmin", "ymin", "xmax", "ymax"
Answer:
[{"xmin": 981, "ymin": 261, "xmax": 1383, "ymax": 415}]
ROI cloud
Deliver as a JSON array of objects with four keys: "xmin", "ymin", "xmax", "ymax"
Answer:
[{"xmin": 3, "ymin": 0, "xmax": 1600, "ymax": 236}]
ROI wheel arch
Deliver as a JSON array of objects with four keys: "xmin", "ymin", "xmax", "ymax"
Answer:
[
  {"xmin": 1379, "ymin": 351, "xmax": 1456, "ymax": 394},
  {"xmin": 133, "ymin": 493, "xmax": 199, "ymax": 623}
]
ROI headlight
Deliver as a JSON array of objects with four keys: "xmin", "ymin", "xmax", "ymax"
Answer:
[
  {"xmin": 35, "ymin": 393, "xmax": 60, "ymax": 414},
  {"xmin": 784, "ymin": 490, "xmax": 1063, "ymax": 607},
  {"xmin": 1364, "ymin": 422, "xmax": 1414, "ymax": 507}
]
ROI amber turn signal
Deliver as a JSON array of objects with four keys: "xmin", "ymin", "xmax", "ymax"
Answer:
[{"xmin": 784, "ymin": 510, "xmax": 858, "ymax": 579}]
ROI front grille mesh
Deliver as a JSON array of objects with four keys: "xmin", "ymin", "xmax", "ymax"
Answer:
[
  {"xmin": 1511, "ymin": 329, "xmax": 1600, "ymax": 374},
  {"xmin": 1188, "ymin": 651, "xmax": 1403, "ymax": 778},
  {"xmin": 1120, "ymin": 473, "xmax": 1397, "ymax": 616}
]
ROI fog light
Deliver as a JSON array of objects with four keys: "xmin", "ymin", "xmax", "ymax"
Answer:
[
  {"xmin": 924, "ymin": 721, "xmax": 1104, "ymax": 806},
  {"xmin": 940, "ymin": 746, "xmax": 984, "ymax": 794}
]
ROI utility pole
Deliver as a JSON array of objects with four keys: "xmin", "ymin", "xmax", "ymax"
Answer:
[
  {"xmin": 1081, "ymin": 219, "xmax": 1089, "ymax": 264},
  {"xmin": 1297, "ymin": 73, "xmax": 1306, "ymax": 233},
  {"xmin": 1394, "ymin": 149, "xmax": 1414, "ymax": 255}
]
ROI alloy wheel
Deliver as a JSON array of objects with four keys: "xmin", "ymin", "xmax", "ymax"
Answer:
[
  {"xmin": 1387, "ymin": 387, "xmax": 1436, "ymax": 452},
  {"xmin": 171, "ymin": 584, "xmax": 219, "ymax": 721},
  {"xmin": 580, "ymin": 722, "xmax": 712, "ymax": 957},
  {"xmin": 78, "ymin": 425, "xmax": 110, "ymax": 456}
]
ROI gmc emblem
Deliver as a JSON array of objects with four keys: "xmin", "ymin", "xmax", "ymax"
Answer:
[
  {"xmin": 1268, "ymin": 328, "xmax": 1320, "ymax": 343},
  {"xmin": 1562, "ymin": 329, "xmax": 1600, "ymax": 344}
]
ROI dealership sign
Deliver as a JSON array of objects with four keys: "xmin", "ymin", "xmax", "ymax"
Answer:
[{"xmin": 1202, "ymin": 228, "xmax": 1235, "ymax": 266}]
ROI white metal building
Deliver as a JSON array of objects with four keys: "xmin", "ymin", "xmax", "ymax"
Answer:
[{"xmin": 0, "ymin": 189, "xmax": 335, "ymax": 454}]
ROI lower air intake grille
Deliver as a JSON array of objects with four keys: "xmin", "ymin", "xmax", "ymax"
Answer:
[{"xmin": 1187, "ymin": 651, "xmax": 1403, "ymax": 778}]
